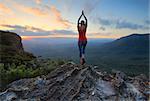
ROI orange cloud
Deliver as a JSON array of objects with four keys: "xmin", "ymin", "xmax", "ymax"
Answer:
[
  {"xmin": 35, "ymin": 0, "xmax": 42, "ymax": 4},
  {"xmin": 25, "ymin": 25, "xmax": 44, "ymax": 32},
  {"xmin": 27, "ymin": 7, "xmax": 47, "ymax": 16},
  {"xmin": 11, "ymin": 2, "xmax": 72, "ymax": 29},
  {"xmin": 0, "ymin": 3, "xmax": 12, "ymax": 14},
  {"xmin": 0, "ymin": 1, "xmax": 72, "ymax": 31},
  {"xmin": 16, "ymin": 5, "xmax": 47, "ymax": 17},
  {"xmin": 50, "ymin": 6, "xmax": 71, "ymax": 28}
]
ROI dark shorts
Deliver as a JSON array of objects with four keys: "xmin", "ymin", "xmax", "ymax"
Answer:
[{"xmin": 78, "ymin": 40, "xmax": 87, "ymax": 57}]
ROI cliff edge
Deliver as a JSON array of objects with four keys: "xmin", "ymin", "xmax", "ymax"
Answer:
[{"xmin": 0, "ymin": 30, "xmax": 35, "ymax": 65}]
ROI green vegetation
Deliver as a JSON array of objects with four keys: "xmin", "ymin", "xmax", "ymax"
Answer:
[
  {"xmin": 0, "ymin": 59, "xmax": 67, "ymax": 90},
  {"xmin": 85, "ymin": 34, "xmax": 149, "ymax": 76},
  {"xmin": 0, "ymin": 30, "xmax": 36, "ymax": 68},
  {"xmin": 0, "ymin": 30, "xmax": 69, "ymax": 91},
  {"xmin": 90, "ymin": 60, "xmax": 149, "ymax": 77},
  {"xmin": 0, "ymin": 30, "xmax": 149, "ymax": 91}
]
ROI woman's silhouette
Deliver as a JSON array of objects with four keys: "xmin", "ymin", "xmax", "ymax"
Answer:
[{"xmin": 77, "ymin": 10, "xmax": 88, "ymax": 65}]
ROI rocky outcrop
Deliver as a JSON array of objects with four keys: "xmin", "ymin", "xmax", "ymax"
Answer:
[
  {"xmin": 0, "ymin": 30, "xmax": 24, "ymax": 53},
  {"xmin": 0, "ymin": 30, "xmax": 35, "ymax": 64},
  {"xmin": 0, "ymin": 62, "xmax": 149, "ymax": 101}
]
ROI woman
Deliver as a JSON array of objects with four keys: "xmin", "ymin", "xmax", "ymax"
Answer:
[{"xmin": 77, "ymin": 10, "xmax": 88, "ymax": 65}]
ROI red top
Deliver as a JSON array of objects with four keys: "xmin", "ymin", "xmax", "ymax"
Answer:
[{"xmin": 78, "ymin": 28, "xmax": 87, "ymax": 41}]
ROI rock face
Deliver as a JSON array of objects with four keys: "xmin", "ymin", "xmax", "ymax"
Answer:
[
  {"xmin": 0, "ymin": 30, "xmax": 35, "ymax": 64},
  {"xmin": 0, "ymin": 62, "xmax": 149, "ymax": 101},
  {"xmin": 0, "ymin": 30, "xmax": 24, "ymax": 53}
]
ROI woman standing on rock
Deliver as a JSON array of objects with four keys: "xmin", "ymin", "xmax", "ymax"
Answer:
[{"xmin": 77, "ymin": 10, "xmax": 88, "ymax": 65}]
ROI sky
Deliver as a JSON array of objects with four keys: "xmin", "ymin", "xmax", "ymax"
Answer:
[{"xmin": 0, "ymin": 0, "xmax": 149, "ymax": 39}]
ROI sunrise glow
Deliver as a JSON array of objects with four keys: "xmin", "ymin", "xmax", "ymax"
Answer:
[{"xmin": 0, "ymin": 0, "xmax": 149, "ymax": 39}]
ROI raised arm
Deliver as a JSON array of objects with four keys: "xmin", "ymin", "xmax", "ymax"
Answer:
[
  {"xmin": 77, "ymin": 14, "xmax": 82, "ymax": 27},
  {"xmin": 83, "ymin": 13, "xmax": 87, "ymax": 28}
]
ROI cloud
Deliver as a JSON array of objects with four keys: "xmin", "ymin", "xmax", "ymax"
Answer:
[
  {"xmin": 13, "ymin": 2, "xmax": 72, "ymax": 28},
  {"xmin": 1, "ymin": 24, "xmax": 44, "ymax": 32},
  {"xmin": 83, "ymin": 0, "xmax": 100, "ymax": 15},
  {"xmin": 1, "ymin": 24, "xmax": 76, "ymax": 36},
  {"xmin": 115, "ymin": 20, "xmax": 144, "ymax": 29},
  {"xmin": 88, "ymin": 32, "xmax": 112, "ymax": 36},
  {"xmin": 145, "ymin": 20, "xmax": 150, "ymax": 25},
  {"xmin": 26, "ymin": 7, "xmax": 46, "ymax": 16},
  {"xmin": 35, "ymin": 0, "xmax": 42, "ymax": 4},
  {"xmin": 50, "ymin": 6, "xmax": 71, "ymax": 28},
  {"xmin": 15, "ymin": 4, "xmax": 47, "ymax": 17},
  {"xmin": 3, "ymin": 1, "xmax": 72, "ymax": 30},
  {"xmin": 52, "ymin": 29, "xmax": 76, "ymax": 35},
  {"xmin": 99, "ymin": 26, "xmax": 106, "ymax": 31},
  {"xmin": 1, "ymin": 24, "xmax": 116, "ymax": 39},
  {"xmin": 0, "ymin": 3, "xmax": 12, "ymax": 14},
  {"xmin": 98, "ymin": 18, "xmax": 112, "ymax": 26},
  {"xmin": 97, "ymin": 17, "xmax": 148, "ymax": 30},
  {"xmin": 1, "ymin": 24, "xmax": 48, "ymax": 36}
]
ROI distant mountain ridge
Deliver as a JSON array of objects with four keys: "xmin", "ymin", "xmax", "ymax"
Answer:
[
  {"xmin": 99, "ymin": 33, "xmax": 149, "ymax": 55},
  {"xmin": 117, "ymin": 33, "xmax": 149, "ymax": 40},
  {"xmin": 11, "ymin": 32, "xmax": 149, "ymax": 76},
  {"xmin": 87, "ymin": 33, "xmax": 149, "ymax": 76},
  {"xmin": 0, "ymin": 31, "xmax": 149, "ymax": 100}
]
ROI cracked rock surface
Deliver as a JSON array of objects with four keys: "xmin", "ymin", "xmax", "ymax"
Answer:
[{"xmin": 0, "ymin": 62, "xmax": 149, "ymax": 101}]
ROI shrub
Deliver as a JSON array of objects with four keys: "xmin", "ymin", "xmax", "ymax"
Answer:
[{"xmin": 0, "ymin": 58, "xmax": 68, "ymax": 90}]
